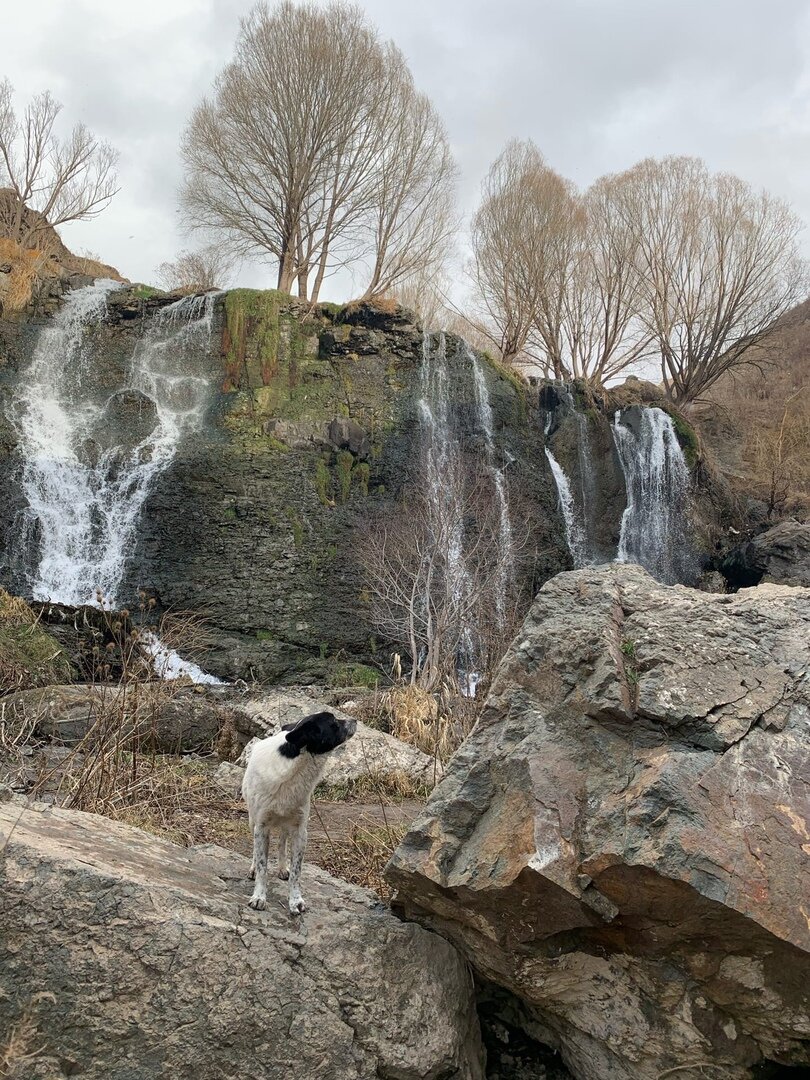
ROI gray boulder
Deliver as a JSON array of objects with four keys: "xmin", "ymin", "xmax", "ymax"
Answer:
[
  {"xmin": 3, "ymin": 683, "xmax": 226, "ymax": 752},
  {"xmin": 0, "ymin": 801, "xmax": 484, "ymax": 1079},
  {"xmin": 387, "ymin": 564, "xmax": 810, "ymax": 1080}
]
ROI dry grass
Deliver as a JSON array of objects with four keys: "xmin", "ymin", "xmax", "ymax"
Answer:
[
  {"xmin": 0, "ymin": 238, "xmax": 53, "ymax": 312},
  {"xmin": 316, "ymin": 768, "xmax": 429, "ymax": 803},
  {"xmin": 0, "ymin": 995, "xmax": 52, "ymax": 1078},
  {"xmin": 313, "ymin": 814, "xmax": 407, "ymax": 898},
  {"xmin": 0, "ymin": 588, "xmax": 73, "ymax": 695},
  {"xmin": 356, "ymin": 683, "xmax": 478, "ymax": 764}
]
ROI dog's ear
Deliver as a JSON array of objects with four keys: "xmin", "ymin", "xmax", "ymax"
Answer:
[
  {"xmin": 280, "ymin": 721, "xmax": 299, "ymax": 732},
  {"xmin": 280, "ymin": 710, "xmax": 352, "ymax": 756}
]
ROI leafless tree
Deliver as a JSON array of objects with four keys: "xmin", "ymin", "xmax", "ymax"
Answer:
[
  {"xmin": 469, "ymin": 140, "xmax": 576, "ymax": 365},
  {"xmin": 610, "ymin": 155, "xmax": 807, "ymax": 402},
  {"xmin": 154, "ymin": 245, "xmax": 236, "ymax": 292},
  {"xmin": 359, "ymin": 475, "xmax": 523, "ymax": 693},
  {"xmin": 359, "ymin": 62, "xmax": 457, "ymax": 299},
  {"xmin": 181, "ymin": 2, "xmax": 455, "ymax": 303},
  {"xmin": 0, "ymin": 79, "xmax": 118, "ymax": 250}
]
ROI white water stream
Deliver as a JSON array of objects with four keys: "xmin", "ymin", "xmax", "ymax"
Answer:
[
  {"xmin": 612, "ymin": 406, "xmax": 692, "ymax": 584},
  {"xmin": 10, "ymin": 283, "xmax": 220, "ymax": 682}
]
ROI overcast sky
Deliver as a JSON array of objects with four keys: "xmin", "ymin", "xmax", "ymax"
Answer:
[{"xmin": 4, "ymin": 0, "xmax": 810, "ymax": 300}]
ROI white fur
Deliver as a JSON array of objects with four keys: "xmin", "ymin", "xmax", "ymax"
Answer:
[{"xmin": 241, "ymin": 731, "xmax": 329, "ymax": 914}]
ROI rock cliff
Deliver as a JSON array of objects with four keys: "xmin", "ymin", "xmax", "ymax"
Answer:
[
  {"xmin": 387, "ymin": 564, "xmax": 810, "ymax": 1079},
  {"xmin": 0, "ymin": 286, "xmax": 568, "ymax": 683}
]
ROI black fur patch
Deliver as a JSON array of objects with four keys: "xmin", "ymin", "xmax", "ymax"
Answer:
[{"xmin": 281, "ymin": 711, "xmax": 356, "ymax": 757}]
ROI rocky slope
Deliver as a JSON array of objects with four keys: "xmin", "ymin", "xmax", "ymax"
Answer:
[
  {"xmin": 387, "ymin": 564, "xmax": 810, "ymax": 1079},
  {"xmin": 0, "ymin": 799, "xmax": 484, "ymax": 1079}
]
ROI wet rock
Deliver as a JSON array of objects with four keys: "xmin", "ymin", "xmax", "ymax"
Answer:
[
  {"xmin": 387, "ymin": 564, "xmax": 810, "ymax": 1080},
  {"xmin": 0, "ymin": 801, "xmax": 485, "ymax": 1080}
]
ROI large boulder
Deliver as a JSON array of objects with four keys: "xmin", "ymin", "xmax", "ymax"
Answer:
[
  {"xmin": 387, "ymin": 564, "xmax": 810, "ymax": 1080},
  {"xmin": 0, "ymin": 801, "xmax": 484, "ymax": 1079},
  {"xmin": 722, "ymin": 519, "xmax": 810, "ymax": 588}
]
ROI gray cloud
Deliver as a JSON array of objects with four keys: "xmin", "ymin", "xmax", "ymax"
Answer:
[{"xmin": 3, "ymin": 0, "xmax": 810, "ymax": 297}]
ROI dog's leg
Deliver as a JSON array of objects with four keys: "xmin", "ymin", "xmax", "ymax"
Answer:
[
  {"xmin": 287, "ymin": 819, "xmax": 308, "ymax": 915},
  {"xmin": 277, "ymin": 829, "xmax": 290, "ymax": 880},
  {"xmin": 248, "ymin": 822, "xmax": 270, "ymax": 910}
]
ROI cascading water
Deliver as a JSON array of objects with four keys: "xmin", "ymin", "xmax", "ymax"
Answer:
[
  {"xmin": 468, "ymin": 344, "xmax": 514, "ymax": 623},
  {"xmin": 12, "ymin": 286, "xmax": 217, "ymax": 606},
  {"xmin": 544, "ymin": 446, "xmax": 588, "ymax": 568},
  {"xmin": 418, "ymin": 332, "xmax": 478, "ymax": 692},
  {"xmin": 612, "ymin": 406, "xmax": 693, "ymax": 584},
  {"xmin": 9, "ymin": 283, "xmax": 221, "ymax": 683}
]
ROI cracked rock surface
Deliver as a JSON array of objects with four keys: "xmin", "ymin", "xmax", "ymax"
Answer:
[
  {"xmin": 387, "ymin": 564, "xmax": 810, "ymax": 1080},
  {"xmin": 0, "ymin": 802, "xmax": 484, "ymax": 1079}
]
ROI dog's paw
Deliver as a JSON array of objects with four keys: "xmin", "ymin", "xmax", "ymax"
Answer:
[
  {"xmin": 248, "ymin": 895, "xmax": 267, "ymax": 911},
  {"xmin": 278, "ymin": 868, "xmax": 290, "ymax": 881},
  {"xmin": 289, "ymin": 895, "xmax": 306, "ymax": 915}
]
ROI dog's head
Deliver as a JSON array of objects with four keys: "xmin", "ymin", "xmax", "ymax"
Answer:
[{"xmin": 279, "ymin": 710, "xmax": 356, "ymax": 759}]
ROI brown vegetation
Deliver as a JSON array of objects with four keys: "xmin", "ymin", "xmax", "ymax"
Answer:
[{"xmin": 704, "ymin": 299, "xmax": 810, "ymax": 518}]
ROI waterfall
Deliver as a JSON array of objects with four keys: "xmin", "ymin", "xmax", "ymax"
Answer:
[
  {"xmin": 12, "ymin": 286, "xmax": 217, "ymax": 607},
  {"xmin": 544, "ymin": 446, "xmax": 588, "ymax": 568},
  {"xmin": 612, "ymin": 406, "xmax": 692, "ymax": 584},
  {"xmin": 418, "ymin": 332, "xmax": 477, "ymax": 692},
  {"xmin": 468, "ymin": 344, "xmax": 514, "ymax": 623}
]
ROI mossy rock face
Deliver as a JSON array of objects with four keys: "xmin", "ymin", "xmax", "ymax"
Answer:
[{"xmin": 0, "ymin": 589, "xmax": 74, "ymax": 692}]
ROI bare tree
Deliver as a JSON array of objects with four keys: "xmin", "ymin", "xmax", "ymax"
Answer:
[
  {"xmin": 360, "ymin": 476, "xmax": 523, "ymax": 692},
  {"xmin": 0, "ymin": 79, "xmax": 118, "ymax": 250},
  {"xmin": 155, "ymin": 245, "xmax": 236, "ymax": 292},
  {"xmin": 611, "ymin": 156, "xmax": 807, "ymax": 402},
  {"xmin": 541, "ymin": 176, "xmax": 653, "ymax": 383},
  {"xmin": 469, "ymin": 140, "xmax": 577, "ymax": 366},
  {"xmin": 181, "ymin": 2, "xmax": 454, "ymax": 303},
  {"xmin": 359, "ymin": 61, "xmax": 457, "ymax": 299}
]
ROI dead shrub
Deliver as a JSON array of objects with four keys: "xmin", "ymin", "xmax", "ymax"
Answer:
[{"xmin": 0, "ymin": 238, "xmax": 53, "ymax": 312}]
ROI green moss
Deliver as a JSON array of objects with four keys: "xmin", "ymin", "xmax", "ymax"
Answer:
[
  {"xmin": 336, "ymin": 450, "xmax": 354, "ymax": 503},
  {"xmin": 222, "ymin": 507, "xmax": 237, "ymax": 521},
  {"xmin": 132, "ymin": 284, "xmax": 160, "ymax": 299},
  {"xmin": 314, "ymin": 459, "xmax": 332, "ymax": 506},
  {"xmin": 255, "ymin": 629, "xmax": 274, "ymax": 642},
  {"xmin": 354, "ymin": 461, "xmax": 370, "ymax": 496},
  {"xmin": 328, "ymin": 662, "xmax": 380, "ymax": 689},
  {"xmin": 664, "ymin": 408, "xmax": 700, "ymax": 469}
]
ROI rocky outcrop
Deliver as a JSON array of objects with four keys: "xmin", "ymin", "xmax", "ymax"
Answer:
[
  {"xmin": 0, "ymin": 287, "xmax": 566, "ymax": 684},
  {"xmin": 0, "ymin": 800, "xmax": 484, "ymax": 1079},
  {"xmin": 1, "ymin": 683, "xmax": 227, "ymax": 752},
  {"xmin": 722, "ymin": 519, "xmax": 810, "ymax": 588},
  {"xmin": 387, "ymin": 564, "xmax": 810, "ymax": 1080}
]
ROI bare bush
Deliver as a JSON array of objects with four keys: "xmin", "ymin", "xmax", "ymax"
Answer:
[
  {"xmin": 155, "ymin": 245, "xmax": 236, "ymax": 292},
  {"xmin": 359, "ymin": 474, "xmax": 524, "ymax": 693},
  {"xmin": 0, "ymin": 79, "xmax": 118, "ymax": 249}
]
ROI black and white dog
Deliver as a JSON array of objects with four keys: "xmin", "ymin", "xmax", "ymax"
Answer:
[{"xmin": 242, "ymin": 710, "xmax": 356, "ymax": 914}]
